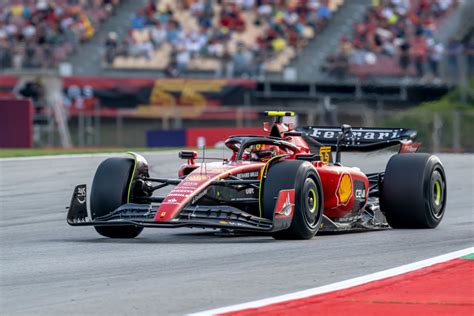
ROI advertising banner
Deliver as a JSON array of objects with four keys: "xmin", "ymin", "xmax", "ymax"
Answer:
[{"xmin": 0, "ymin": 76, "xmax": 256, "ymax": 108}]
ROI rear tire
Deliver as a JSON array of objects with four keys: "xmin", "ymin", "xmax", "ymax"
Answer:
[
  {"xmin": 381, "ymin": 154, "xmax": 447, "ymax": 228},
  {"xmin": 91, "ymin": 157, "xmax": 144, "ymax": 238},
  {"xmin": 263, "ymin": 161, "xmax": 323, "ymax": 240}
]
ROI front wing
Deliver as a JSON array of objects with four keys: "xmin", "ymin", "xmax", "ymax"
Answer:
[
  {"xmin": 67, "ymin": 185, "xmax": 389, "ymax": 234},
  {"xmin": 67, "ymin": 185, "xmax": 281, "ymax": 232}
]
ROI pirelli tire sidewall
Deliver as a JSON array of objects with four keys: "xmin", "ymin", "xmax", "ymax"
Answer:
[
  {"xmin": 381, "ymin": 153, "xmax": 447, "ymax": 229},
  {"xmin": 263, "ymin": 160, "xmax": 323, "ymax": 240}
]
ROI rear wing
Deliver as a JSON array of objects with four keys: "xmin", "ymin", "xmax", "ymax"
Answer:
[{"xmin": 296, "ymin": 127, "xmax": 419, "ymax": 152}]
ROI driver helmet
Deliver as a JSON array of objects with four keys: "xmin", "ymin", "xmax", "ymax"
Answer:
[{"xmin": 250, "ymin": 144, "xmax": 279, "ymax": 162}]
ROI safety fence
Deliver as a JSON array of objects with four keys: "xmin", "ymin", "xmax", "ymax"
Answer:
[{"xmin": 63, "ymin": 107, "xmax": 474, "ymax": 152}]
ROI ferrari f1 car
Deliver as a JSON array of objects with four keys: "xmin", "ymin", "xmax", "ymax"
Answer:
[{"xmin": 67, "ymin": 111, "xmax": 447, "ymax": 240}]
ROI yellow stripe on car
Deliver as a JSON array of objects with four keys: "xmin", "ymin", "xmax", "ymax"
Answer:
[
  {"xmin": 258, "ymin": 154, "xmax": 286, "ymax": 218},
  {"xmin": 126, "ymin": 152, "xmax": 138, "ymax": 203}
]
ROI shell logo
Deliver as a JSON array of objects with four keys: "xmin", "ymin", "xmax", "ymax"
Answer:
[
  {"xmin": 187, "ymin": 175, "xmax": 209, "ymax": 181},
  {"xmin": 337, "ymin": 174, "xmax": 352, "ymax": 205}
]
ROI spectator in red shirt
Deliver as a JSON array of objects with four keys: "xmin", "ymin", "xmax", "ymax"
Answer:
[{"xmin": 412, "ymin": 32, "xmax": 427, "ymax": 78}]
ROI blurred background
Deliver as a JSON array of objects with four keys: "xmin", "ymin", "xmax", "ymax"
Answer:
[{"xmin": 0, "ymin": 0, "xmax": 473, "ymax": 153}]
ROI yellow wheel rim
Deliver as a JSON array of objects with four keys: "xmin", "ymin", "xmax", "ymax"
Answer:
[
  {"xmin": 308, "ymin": 188, "xmax": 317, "ymax": 213},
  {"xmin": 434, "ymin": 180, "xmax": 441, "ymax": 206}
]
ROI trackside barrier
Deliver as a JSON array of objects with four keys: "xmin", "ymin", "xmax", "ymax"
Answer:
[
  {"xmin": 0, "ymin": 99, "xmax": 33, "ymax": 148},
  {"xmin": 146, "ymin": 127, "xmax": 266, "ymax": 148},
  {"xmin": 146, "ymin": 129, "xmax": 186, "ymax": 147},
  {"xmin": 185, "ymin": 127, "xmax": 265, "ymax": 148}
]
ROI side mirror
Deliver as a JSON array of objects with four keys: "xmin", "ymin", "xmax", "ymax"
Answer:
[
  {"xmin": 179, "ymin": 151, "xmax": 197, "ymax": 162},
  {"xmin": 179, "ymin": 151, "xmax": 197, "ymax": 159}
]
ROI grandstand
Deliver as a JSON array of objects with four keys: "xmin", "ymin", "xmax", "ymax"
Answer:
[
  {"xmin": 2, "ymin": 0, "xmax": 470, "ymax": 83},
  {"xmin": 0, "ymin": 0, "xmax": 120, "ymax": 69},
  {"xmin": 105, "ymin": 0, "xmax": 345, "ymax": 75},
  {"xmin": 325, "ymin": 0, "xmax": 461, "ymax": 81}
]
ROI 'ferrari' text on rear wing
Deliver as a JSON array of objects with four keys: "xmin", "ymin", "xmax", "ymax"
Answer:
[{"xmin": 296, "ymin": 127, "xmax": 418, "ymax": 152}]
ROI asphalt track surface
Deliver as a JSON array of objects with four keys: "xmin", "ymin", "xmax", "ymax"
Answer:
[{"xmin": 1, "ymin": 151, "xmax": 473, "ymax": 315}]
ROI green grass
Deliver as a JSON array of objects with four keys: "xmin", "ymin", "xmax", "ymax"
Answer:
[
  {"xmin": 416, "ymin": 78, "xmax": 474, "ymax": 111},
  {"xmin": 382, "ymin": 78, "xmax": 474, "ymax": 150},
  {"xmin": 461, "ymin": 253, "xmax": 474, "ymax": 260},
  {"xmin": 0, "ymin": 147, "xmax": 177, "ymax": 158}
]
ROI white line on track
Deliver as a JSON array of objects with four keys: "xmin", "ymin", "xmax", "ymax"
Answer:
[{"xmin": 190, "ymin": 247, "xmax": 474, "ymax": 316}]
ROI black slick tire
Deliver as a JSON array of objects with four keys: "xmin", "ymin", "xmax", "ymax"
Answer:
[
  {"xmin": 90, "ymin": 157, "xmax": 144, "ymax": 238},
  {"xmin": 381, "ymin": 154, "xmax": 447, "ymax": 228},
  {"xmin": 263, "ymin": 160, "xmax": 323, "ymax": 240}
]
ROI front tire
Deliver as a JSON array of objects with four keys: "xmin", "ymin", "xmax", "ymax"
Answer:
[
  {"xmin": 381, "ymin": 154, "xmax": 447, "ymax": 228},
  {"xmin": 90, "ymin": 157, "xmax": 144, "ymax": 238},
  {"xmin": 263, "ymin": 160, "xmax": 323, "ymax": 240}
]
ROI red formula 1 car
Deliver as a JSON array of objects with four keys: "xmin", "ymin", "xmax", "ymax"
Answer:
[{"xmin": 67, "ymin": 111, "xmax": 447, "ymax": 239}]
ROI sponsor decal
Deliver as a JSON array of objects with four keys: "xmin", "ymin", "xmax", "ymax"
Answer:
[
  {"xmin": 245, "ymin": 188, "xmax": 255, "ymax": 195},
  {"xmin": 171, "ymin": 189, "xmax": 195, "ymax": 193},
  {"xmin": 323, "ymin": 131, "xmax": 335, "ymax": 139},
  {"xmin": 217, "ymin": 220, "xmax": 245, "ymax": 227},
  {"xmin": 337, "ymin": 174, "xmax": 352, "ymax": 205},
  {"xmin": 187, "ymin": 175, "xmax": 210, "ymax": 181},
  {"xmin": 274, "ymin": 190, "xmax": 295, "ymax": 218},
  {"xmin": 279, "ymin": 195, "xmax": 293, "ymax": 216},
  {"xmin": 350, "ymin": 131, "xmax": 398, "ymax": 140},
  {"xmin": 400, "ymin": 142, "xmax": 421, "ymax": 154},
  {"xmin": 355, "ymin": 188, "xmax": 366, "ymax": 201},
  {"xmin": 227, "ymin": 221, "xmax": 244, "ymax": 226},
  {"xmin": 206, "ymin": 167, "xmax": 226, "ymax": 172},
  {"xmin": 76, "ymin": 186, "xmax": 86, "ymax": 204},
  {"xmin": 236, "ymin": 171, "xmax": 259, "ymax": 179},
  {"xmin": 231, "ymin": 197, "xmax": 257, "ymax": 202},
  {"xmin": 336, "ymin": 215, "xmax": 358, "ymax": 223},
  {"xmin": 191, "ymin": 189, "xmax": 208, "ymax": 204},
  {"xmin": 167, "ymin": 193, "xmax": 189, "ymax": 197},
  {"xmin": 310, "ymin": 128, "xmax": 401, "ymax": 141},
  {"xmin": 182, "ymin": 181, "xmax": 199, "ymax": 187},
  {"xmin": 352, "ymin": 180, "xmax": 367, "ymax": 212},
  {"xmin": 160, "ymin": 211, "xmax": 167, "ymax": 217},
  {"xmin": 164, "ymin": 198, "xmax": 178, "ymax": 204},
  {"xmin": 319, "ymin": 146, "xmax": 331, "ymax": 164}
]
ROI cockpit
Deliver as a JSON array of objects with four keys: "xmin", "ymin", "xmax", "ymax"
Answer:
[{"xmin": 225, "ymin": 136, "xmax": 297, "ymax": 162}]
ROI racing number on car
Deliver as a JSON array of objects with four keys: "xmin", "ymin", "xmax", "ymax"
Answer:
[{"xmin": 320, "ymin": 146, "xmax": 331, "ymax": 164}]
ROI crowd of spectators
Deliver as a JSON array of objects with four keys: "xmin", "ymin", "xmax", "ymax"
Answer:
[
  {"xmin": 324, "ymin": 0, "xmax": 460, "ymax": 82},
  {"xmin": 0, "ymin": 0, "xmax": 120, "ymax": 70},
  {"xmin": 105, "ymin": 0, "xmax": 337, "ymax": 77}
]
